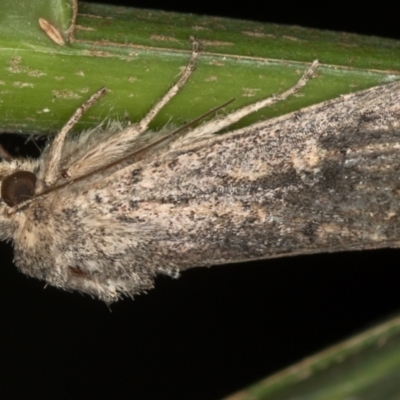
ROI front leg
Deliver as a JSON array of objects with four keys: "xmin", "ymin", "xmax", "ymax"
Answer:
[{"xmin": 38, "ymin": 87, "xmax": 107, "ymax": 192}]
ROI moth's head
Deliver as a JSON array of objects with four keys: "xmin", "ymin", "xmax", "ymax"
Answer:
[
  {"xmin": 0, "ymin": 159, "xmax": 39, "ymax": 239},
  {"xmin": 1, "ymin": 170, "xmax": 36, "ymax": 207}
]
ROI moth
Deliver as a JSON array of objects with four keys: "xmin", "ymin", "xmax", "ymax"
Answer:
[{"xmin": 1, "ymin": 42, "xmax": 400, "ymax": 302}]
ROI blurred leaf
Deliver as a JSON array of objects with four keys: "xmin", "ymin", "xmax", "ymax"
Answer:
[{"xmin": 225, "ymin": 315, "xmax": 400, "ymax": 400}]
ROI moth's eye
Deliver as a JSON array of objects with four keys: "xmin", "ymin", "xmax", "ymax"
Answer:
[{"xmin": 1, "ymin": 171, "xmax": 37, "ymax": 207}]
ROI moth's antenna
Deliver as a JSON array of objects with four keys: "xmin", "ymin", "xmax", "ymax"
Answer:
[
  {"xmin": 130, "ymin": 98, "xmax": 236, "ymax": 162},
  {"xmin": 30, "ymin": 98, "xmax": 235, "ymax": 201}
]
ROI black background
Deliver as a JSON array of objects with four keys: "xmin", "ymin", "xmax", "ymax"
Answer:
[{"xmin": 1, "ymin": 1, "xmax": 400, "ymax": 399}]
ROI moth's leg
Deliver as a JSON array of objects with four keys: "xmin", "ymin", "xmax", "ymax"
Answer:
[
  {"xmin": 39, "ymin": 87, "xmax": 107, "ymax": 190},
  {"xmin": 131, "ymin": 38, "xmax": 200, "ymax": 135},
  {"xmin": 179, "ymin": 60, "xmax": 319, "ymax": 144},
  {"xmin": 64, "ymin": 38, "xmax": 200, "ymax": 179}
]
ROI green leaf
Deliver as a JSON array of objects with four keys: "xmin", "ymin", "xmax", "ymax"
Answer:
[{"xmin": 0, "ymin": 0, "xmax": 399, "ymax": 134}]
